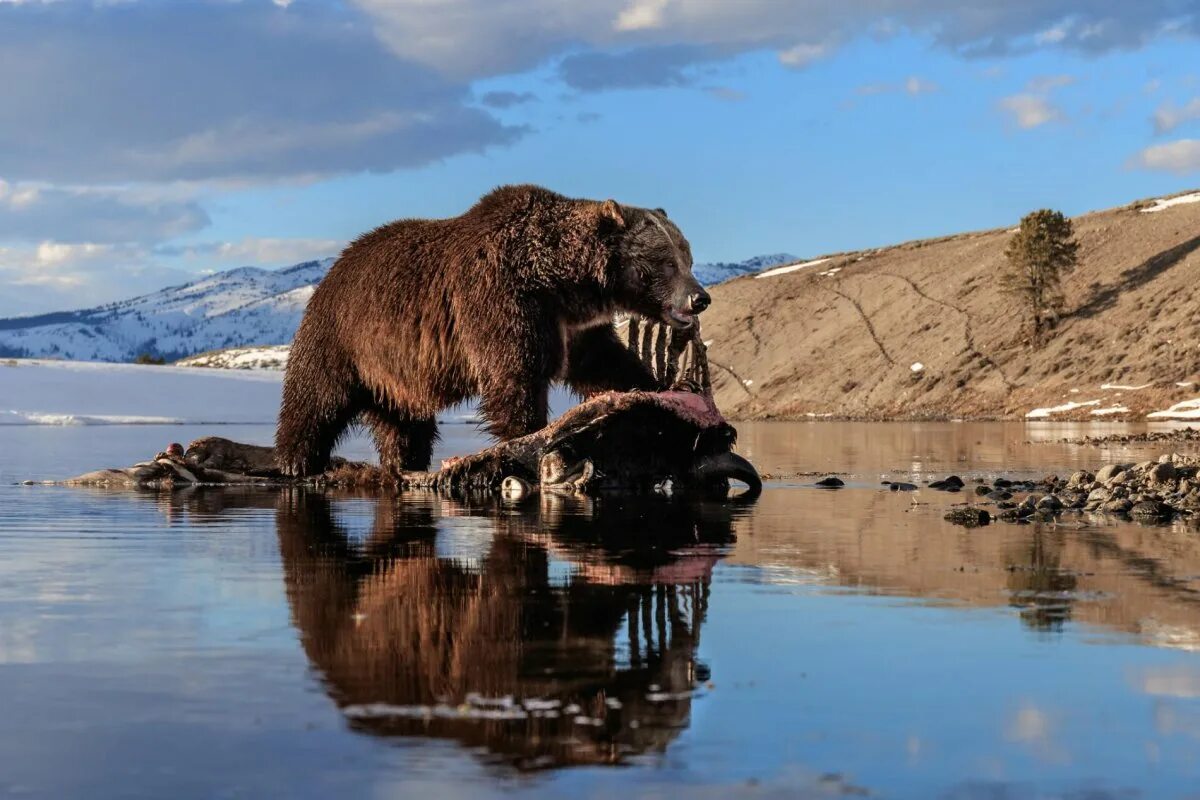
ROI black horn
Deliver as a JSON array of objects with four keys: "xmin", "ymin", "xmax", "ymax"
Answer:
[{"xmin": 692, "ymin": 452, "xmax": 762, "ymax": 500}]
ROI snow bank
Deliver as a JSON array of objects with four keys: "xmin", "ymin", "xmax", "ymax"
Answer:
[
  {"xmin": 1026, "ymin": 399, "xmax": 1101, "ymax": 419},
  {"xmin": 0, "ymin": 410, "xmax": 184, "ymax": 425},
  {"xmin": 1148, "ymin": 399, "xmax": 1200, "ymax": 420},
  {"xmin": 0, "ymin": 359, "xmax": 283, "ymax": 424},
  {"xmin": 755, "ymin": 258, "xmax": 830, "ymax": 279},
  {"xmin": 0, "ymin": 358, "xmax": 574, "ymax": 426},
  {"xmin": 177, "ymin": 345, "xmax": 290, "ymax": 371},
  {"xmin": 1140, "ymin": 192, "xmax": 1200, "ymax": 213},
  {"xmin": 1101, "ymin": 382, "xmax": 1153, "ymax": 390},
  {"xmin": 1090, "ymin": 405, "xmax": 1130, "ymax": 416}
]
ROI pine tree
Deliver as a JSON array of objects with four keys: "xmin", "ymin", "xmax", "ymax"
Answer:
[{"xmin": 1001, "ymin": 209, "xmax": 1079, "ymax": 343}]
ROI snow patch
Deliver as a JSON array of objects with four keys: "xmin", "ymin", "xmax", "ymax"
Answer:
[
  {"xmin": 755, "ymin": 258, "xmax": 831, "ymax": 279},
  {"xmin": 910, "ymin": 362, "xmax": 924, "ymax": 373},
  {"xmin": 1141, "ymin": 192, "xmax": 1200, "ymax": 213},
  {"xmin": 1148, "ymin": 399, "xmax": 1200, "ymax": 420},
  {"xmin": 1026, "ymin": 399, "xmax": 1101, "ymax": 419},
  {"xmin": 178, "ymin": 345, "xmax": 290, "ymax": 371},
  {"xmin": 1101, "ymin": 382, "xmax": 1153, "ymax": 390},
  {"xmin": 1090, "ymin": 405, "xmax": 1130, "ymax": 416}
]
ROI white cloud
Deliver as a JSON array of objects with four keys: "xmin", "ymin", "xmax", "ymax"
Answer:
[
  {"xmin": 0, "ymin": 180, "xmax": 209, "ymax": 243},
  {"xmin": 998, "ymin": 94, "xmax": 1063, "ymax": 129},
  {"xmin": 0, "ymin": 235, "xmax": 337, "ymax": 315},
  {"xmin": 156, "ymin": 238, "xmax": 342, "ymax": 266},
  {"xmin": 0, "ymin": 2, "xmax": 521, "ymax": 184},
  {"xmin": 779, "ymin": 42, "xmax": 833, "ymax": 69},
  {"xmin": 1153, "ymin": 97, "xmax": 1200, "ymax": 134},
  {"xmin": 1129, "ymin": 138, "xmax": 1200, "ymax": 173},
  {"xmin": 998, "ymin": 74, "xmax": 1075, "ymax": 130},
  {"xmin": 615, "ymin": 0, "xmax": 670, "ymax": 32},
  {"xmin": 1034, "ymin": 24, "xmax": 1069, "ymax": 45},
  {"xmin": 0, "ymin": 240, "xmax": 184, "ymax": 314},
  {"xmin": 348, "ymin": 1, "xmax": 1200, "ymax": 81}
]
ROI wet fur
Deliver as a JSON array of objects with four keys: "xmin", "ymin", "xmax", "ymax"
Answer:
[{"xmin": 276, "ymin": 185, "xmax": 704, "ymax": 475}]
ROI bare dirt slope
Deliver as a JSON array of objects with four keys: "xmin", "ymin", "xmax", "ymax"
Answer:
[{"xmin": 703, "ymin": 191, "xmax": 1200, "ymax": 420}]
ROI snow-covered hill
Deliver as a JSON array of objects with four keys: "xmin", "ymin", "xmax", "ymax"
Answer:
[
  {"xmin": 0, "ymin": 258, "xmax": 333, "ymax": 362},
  {"xmin": 177, "ymin": 345, "xmax": 291, "ymax": 370},
  {"xmin": 0, "ymin": 252, "xmax": 789, "ymax": 363},
  {"xmin": 693, "ymin": 253, "xmax": 799, "ymax": 286}
]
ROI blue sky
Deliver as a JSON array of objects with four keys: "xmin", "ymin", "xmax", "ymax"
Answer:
[{"xmin": 0, "ymin": 0, "xmax": 1198, "ymax": 315}]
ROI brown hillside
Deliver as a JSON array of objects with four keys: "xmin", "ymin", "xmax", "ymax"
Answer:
[{"xmin": 703, "ymin": 191, "xmax": 1200, "ymax": 420}]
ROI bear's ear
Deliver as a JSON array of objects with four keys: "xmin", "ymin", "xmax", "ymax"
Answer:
[
  {"xmin": 599, "ymin": 199, "xmax": 626, "ymax": 229},
  {"xmin": 655, "ymin": 207, "xmax": 668, "ymax": 219}
]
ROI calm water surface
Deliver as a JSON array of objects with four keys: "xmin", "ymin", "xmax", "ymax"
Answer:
[{"xmin": 2, "ymin": 421, "xmax": 1200, "ymax": 799}]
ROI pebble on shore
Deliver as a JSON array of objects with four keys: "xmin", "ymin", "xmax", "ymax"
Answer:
[{"xmin": 938, "ymin": 453, "xmax": 1199, "ymax": 526}]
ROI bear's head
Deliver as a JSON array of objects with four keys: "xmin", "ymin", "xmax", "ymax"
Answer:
[{"xmin": 600, "ymin": 201, "xmax": 710, "ymax": 330}]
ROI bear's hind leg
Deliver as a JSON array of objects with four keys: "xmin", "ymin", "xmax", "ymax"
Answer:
[
  {"xmin": 275, "ymin": 351, "xmax": 364, "ymax": 477},
  {"xmin": 363, "ymin": 406, "xmax": 439, "ymax": 472}
]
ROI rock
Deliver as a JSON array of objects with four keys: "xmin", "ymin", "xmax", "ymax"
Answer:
[
  {"xmin": 930, "ymin": 476, "xmax": 965, "ymax": 491},
  {"xmin": 1063, "ymin": 492, "xmax": 1087, "ymax": 508},
  {"xmin": 1067, "ymin": 470, "xmax": 1094, "ymax": 487},
  {"xmin": 975, "ymin": 485, "xmax": 991, "ymax": 496},
  {"xmin": 1087, "ymin": 488, "xmax": 1110, "ymax": 503},
  {"xmin": 1149, "ymin": 462, "xmax": 1177, "ymax": 484},
  {"xmin": 1102, "ymin": 498, "xmax": 1132, "ymax": 514},
  {"xmin": 1106, "ymin": 471, "xmax": 1129, "ymax": 487},
  {"xmin": 986, "ymin": 489, "xmax": 1013, "ymax": 501},
  {"xmin": 815, "ymin": 476, "xmax": 845, "ymax": 488},
  {"xmin": 1131, "ymin": 500, "xmax": 1173, "ymax": 519},
  {"xmin": 993, "ymin": 478, "xmax": 1013, "ymax": 489},
  {"xmin": 996, "ymin": 500, "xmax": 1017, "ymax": 509},
  {"xmin": 1095, "ymin": 464, "xmax": 1126, "ymax": 483},
  {"xmin": 944, "ymin": 507, "xmax": 991, "ymax": 527},
  {"xmin": 886, "ymin": 481, "xmax": 918, "ymax": 492},
  {"xmin": 1036, "ymin": 494, "xmax": 1064, "ymax": 511}
]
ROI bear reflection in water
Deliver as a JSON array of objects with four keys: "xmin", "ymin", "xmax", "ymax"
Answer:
[{"xmin": 275, "ymin": 489, "xmax": 744, "ymax": 769}]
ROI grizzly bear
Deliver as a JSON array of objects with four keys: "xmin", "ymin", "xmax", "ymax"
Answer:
[{"xmin": 275, "ymin": 184, "xmax": 710, "ymax": 476}]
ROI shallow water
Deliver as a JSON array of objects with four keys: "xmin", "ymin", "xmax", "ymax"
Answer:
[{"xmin": 2, "ymin": 421, "xmax": 1200, "ymax": 799}]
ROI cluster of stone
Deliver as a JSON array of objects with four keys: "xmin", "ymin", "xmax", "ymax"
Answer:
[{"xmin": 942, "ymin": 454, "xmax": 1200, "ymax": 527}]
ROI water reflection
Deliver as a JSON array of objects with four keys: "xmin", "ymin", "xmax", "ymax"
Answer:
[{"xmin": 274, "ymin": 489, "xmax": 743, "ymax": 769}]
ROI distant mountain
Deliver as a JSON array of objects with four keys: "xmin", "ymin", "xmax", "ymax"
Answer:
[
  {"xmin": 0, "ymin": 251, "xmax": 792, "ymax": 363},
  {"xmin": 692, "ymin": 253, "xmax": 798, "ymax": 286},
  {"xmin": 0, "ymin": 259, "xmax": 333, "ymax": 362}
]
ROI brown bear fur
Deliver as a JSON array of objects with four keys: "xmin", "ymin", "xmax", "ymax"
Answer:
[{"xmin": 275, "ymin": 184, "xmax": 710, "ymax": 476}]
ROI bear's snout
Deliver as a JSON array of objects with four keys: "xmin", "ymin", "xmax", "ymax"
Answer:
[{"xmin": 689, "ymin": 289, "xmax": 711, "ymax": 314}]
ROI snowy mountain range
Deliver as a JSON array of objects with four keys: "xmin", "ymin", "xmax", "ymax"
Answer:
[{"xmin": 0, "ymin": 252, "xmax": 795, "ymax": 363}]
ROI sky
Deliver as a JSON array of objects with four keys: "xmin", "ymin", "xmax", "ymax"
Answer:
[{"xmin": 0, "ymin": 0, "xmax": 1198, "ymax": 316}]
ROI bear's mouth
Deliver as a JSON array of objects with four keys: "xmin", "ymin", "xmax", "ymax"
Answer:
[{"xmin": 664, "ymin": 307, "xmax": 695, "ymax": 329}]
